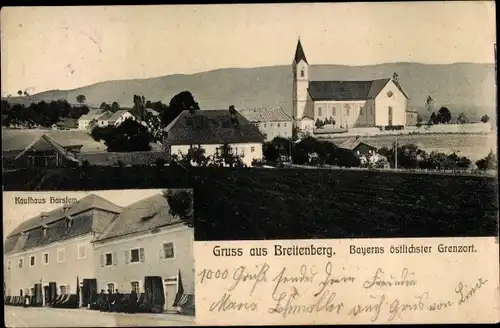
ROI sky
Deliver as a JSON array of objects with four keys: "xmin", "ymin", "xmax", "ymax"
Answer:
[
  {"xmin": 0, "ymin": 2, "xmax": 496, "ymax": 96},
  {"xmin": 2, "ymin": 189, "xmax": 163, "ymax": 239}
]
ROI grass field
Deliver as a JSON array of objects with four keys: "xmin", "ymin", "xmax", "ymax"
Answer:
[{"xmin": 3, "ymin": 167, "xmax": 497, "ymax": 240}]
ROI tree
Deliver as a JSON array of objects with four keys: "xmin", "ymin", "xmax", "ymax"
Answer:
[
  {"xmin": 91, "ymin": 118, "xmax": 152, "ymax": 152},
  {"xmin": 481, "ymin": 114, "xmax": 490, "ymax": 123},
  {"xmin": 145, "ymin": 114, "xmax": 163, "ymax": 143},
  {"xmin": 437, "ymin": 107, "xmax": 451, "ymax": 124},
  {"xmin": 76, "ymin": 95, "xmax": 86, "ymax": 104},
  {"xmin": 425, "ymin": 96, "xmax": 434, "ymax": 113},
  {"xmin": 416, "ymin": 114, "xmax": 423, "ymax": 127},
  {"xmin": 315, "ymin": 118, "xmax": 324, "ymax": 129},
  {"xmin": 162, "ymin": 189, "xmax": 194, "ymax": 227},
  {"xmin": 17, "ymin": 90, "xmax": 22, "ymax": 97},
  {"xmin": 263, "ymin": 142, "xmax": 280, "ymax": 162},
  {"xmin": 456, "ymin": 112, "xmax": 468, "ymax": 124},
  {"xmin": 212, "ymin": 142, "xmax": 244, "ymax": 167},
  {"xmin": 132, "ymin": 94, "xmax": 147, "ymax": 121},
  {"xmin": 163, "ymin": 91, "xmax": 200, "ymax": 127},
  {"xmin": 111, "ymin": 102, "xmax": 120, "ymax": 113},
  {"xmin": 476, "ymin": 151, "xmax": 497, "ymax": 170}
]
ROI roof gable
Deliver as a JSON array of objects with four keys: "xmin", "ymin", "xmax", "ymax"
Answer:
[
  {"xmin": 108, "ymin": 110, "xmax": 131, "ymax": 122},
  {"xmin": 164, "ymin": 110, "xmax": 265, "ymax": 145},
  {"xmin": 13, "ymin": 134, "xmax": 79, "ymax": 163},
  {"xmin": 94, "ymin": 194, "xmax": 182, "ymax": 241},
  {"xmin": 7, "ymin": 193, "xmax": 123, "ymax": 238}
]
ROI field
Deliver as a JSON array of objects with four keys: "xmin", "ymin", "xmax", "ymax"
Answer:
[
  {"xmin": 329, "ymin": 133, "xmax": 497, "ymax": 162},
  {"xmin": 3, "ymin": 167, "xmax": 497, "ymax": 240}
]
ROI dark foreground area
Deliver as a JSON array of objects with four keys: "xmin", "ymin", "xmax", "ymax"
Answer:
[{"xmin": 3, "ymin": 167, "xmax": 498, "ymax": 240}]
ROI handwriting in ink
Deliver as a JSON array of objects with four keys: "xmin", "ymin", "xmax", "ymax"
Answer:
[
  {"xmin": 269, "ymin": 288, "xmax": 344, "ymax": 318},
  {"xmin": 228, "ymin": 263, "xmax": 269, "ymax": 295},
  {"xmin": 209, "ymin": 293, "xmax": 258, "ymax": 312},
  {"xmin": 455, "ymin": 277, "xmax": 488, "ymax": 305},
  {"xmin": 348, "ymin": 294, "xmax": 386, "ymax": 322},
  {"xmin": 271, "ymin": 265, "xmax": 317, "ymax": 297},
  {"xmin": 363, "ymin": 268, "xmax": 417, "ymax": 289},
  {"xmin": 314, "ymin": 262, "xmax": 356, "ymax": 297}
]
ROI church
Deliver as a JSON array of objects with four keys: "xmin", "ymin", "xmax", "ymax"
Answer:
[{"xmin": 292, "ymin": 39, "xmax": 410, "ymax": 134}]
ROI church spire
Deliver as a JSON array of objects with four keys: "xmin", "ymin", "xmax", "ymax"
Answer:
[{"xmin": 294, "ymin": 38, "xmax": 308, "ymax": 64}]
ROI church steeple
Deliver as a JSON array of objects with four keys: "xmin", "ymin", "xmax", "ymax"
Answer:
[{"xmin": 293, "ymin": 38, "xmax": 308, "ymax": 64}]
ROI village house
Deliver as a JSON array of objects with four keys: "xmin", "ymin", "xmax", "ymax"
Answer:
[
  {"xmin": 3, "ymin": 194, "xmax": 123, "ymax": 305},
  {"xmin": 106, "ymin": 110, "xmax": 136, "ymax": 126},
  {"xmin": 238, "ymin": 107, "xmax": 293, "ymax": 141},
  {"xmin": 405, "ymin": 109, "xmax": 419, "ymax": 126},
  {"xmin": 292, "ymin": 39, "xmax": 409, "ymax": 133},
  {"xmin": 77, "ymin": 109, "xmax": 109, "ymax": 130},
  {"xmin": 3, "ymin": 192, "xmax": 195, "ymax": 312},
  {"xmin": 163, "ymin": 109, "xmax": 265, "ymax": 167},
  {"xmin": 92, "ymin": 193, "xmax": 194, "ymax": 313},
  {"xmin": 8, "ymin": 134, "xmax": 80, "ymax": 169}
]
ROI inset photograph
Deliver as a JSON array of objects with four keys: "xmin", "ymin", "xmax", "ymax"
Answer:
[{"xmin": 3, "ymin": 189, "xmax": 195, "ymax": 327}]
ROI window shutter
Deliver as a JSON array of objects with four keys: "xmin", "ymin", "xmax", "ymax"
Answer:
[
  {"xmin": 100, "ymin": 254, "xmax": 105, "ymax": 267},
  {"xmin": 139, "ymin": 248, "xmax": 145, "ymax": 262},
  {"xmin": 112, "ymin": 252, "xmax": 117, "ymax": 265},
  {"xmin": 124, "ymin": 250, "xmax": 129, "ymax": 264},
  {"xmin": 159, "ymin": 246, "xmax": 165, "ymax": 259}
]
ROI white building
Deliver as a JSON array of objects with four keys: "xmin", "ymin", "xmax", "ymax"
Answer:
[
  {"xmin": 238, "ymin": 107, "xmax": 293, "ymax": 141},
  {"xmin": 292, "ymin": 39, "xmax": 409, "ymax": 133},
  {"xmin": 3, "ymin": 194, "xmax": 122, "ymax": 303},
  {"xmin": 163, "ymin": 109, "xmax": 265, "ymax": 167},
  {"xmin": 77, "ymin": 109, "xmax": 110, "ymax": 130}
]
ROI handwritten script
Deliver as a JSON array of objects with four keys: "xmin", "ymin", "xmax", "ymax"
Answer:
[{"xmin": 198, "ymin": 263, "xmax": 491, "ymax": 323}]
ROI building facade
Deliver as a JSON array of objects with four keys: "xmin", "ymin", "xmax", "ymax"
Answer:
[
  {"xmin": 238, "ymin": 108, "xmax": 293, "ymax": 141},
  {"xmin": 3, "ymin": 195, "xmax": 122, "ymax": 299},
  {"xmin": 163, "ymin": 109, "xmax": 265, "ymax": 167},
  {"xmin": 406, "ymin": 110, "xmax": 419, "ymax": 126},
  {"xmin": 292, "ymin": 39, "xmax": 409, "ymax": 133},
  {"xmin": 4, "ymin": 192, "xmax": 195, "ymax": 313},
  {"xmin": 78, "ymin": 109, "xmax": 109, "ymax": 130}
]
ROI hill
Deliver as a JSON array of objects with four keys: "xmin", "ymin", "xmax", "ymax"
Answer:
[{"xmin": 3, "ymin": 62, "xmax": 496, "ymax": 121}]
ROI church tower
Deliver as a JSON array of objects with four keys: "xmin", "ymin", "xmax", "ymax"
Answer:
[{"xmin": 292, "ymin": 38, "xmax": 309, "ymax": 121}]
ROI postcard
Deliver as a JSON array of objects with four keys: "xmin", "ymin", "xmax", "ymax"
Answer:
[{"xmin": 2, "ymin": 2, "xmax": 498, "ymax": 326}]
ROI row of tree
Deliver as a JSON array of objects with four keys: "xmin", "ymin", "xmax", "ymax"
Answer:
[
  {"xmin": 260, "ymin": 135, "xmax": 496, "ymax": 172},
  {"xmin": 423, "ymin": 96, "xmax": 491, "ymax": 125},
  {"xmin": 1, "ymin": 99, "xmax": 90, "ymax": 127}
]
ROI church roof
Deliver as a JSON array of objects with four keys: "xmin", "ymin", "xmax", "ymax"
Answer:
[
  {"xmin": 238, "ymin": 107, "xmax": 292, "ymax": 122},
  {"xmin": 293, "ymin": 39, "xmax": 308, "ymax": 64},
  {"xmin": 308, "ymin": 78, "xmax": 394, "ymax": 101}
]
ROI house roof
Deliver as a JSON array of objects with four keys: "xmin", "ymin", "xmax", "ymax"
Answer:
[
  {"xmin": 164, "ymin": 110, "xmax": 265, "ymax": 145},
  {"xmin": 94, "ymin": 193, "xmax": 183, "ymax": 242},
  {"xmin": 108, "ymin": 110, "xmax": 130, "ymax": 123},
  {"xmin": 98, "ymin": 111, "xmax": 113, "ymax": 120},
  {"xmin": 79, "ymin": 151, "xmax": 169, "ymax": 166},
  {"xmin": 6, "ymin": 193, "xmax": 124, "ymax": 241},
  {"xmin": 14, "ymin": 134, "xmax": 80, "ymax": 163},
  {"xmin": 294, "ymin": 39, "xmax": 308, "ymax": 64},
  {"xmin": 338, "ymin": 138, "xmax": 380, "ymax": 151},
  {"xmin": 238, "ymin": 107, "xmax": 292, "ymax": 123},
  {"xmin": 78, "ymin": 109, "xmax": 108, "ymax": 121},
  {"xmin": 2, "ymin": 129, "xmax": 106, "ymax": 152}
]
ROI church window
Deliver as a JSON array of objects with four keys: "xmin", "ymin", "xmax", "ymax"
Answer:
[
  {"xmin": 318, "ymin": 107, "xmax": 323, "ymax": 117},
  {"xmin": 332, "ymin": 107, "xmax": 336, "ymax": 116},
  {"xmin": 346, "ymin": 108, "xmax": 350, "ymax": 116},
  {"xmin": 300, "ymin": 69, "xmax": 304, "ymax": 77},
  {"xmin": 360, "ymin": 107, "xmax": 364, "ymax": 115},
  {"xmin": 277, "ymin": 123, "xmax": 280, "ymax": 127}
]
